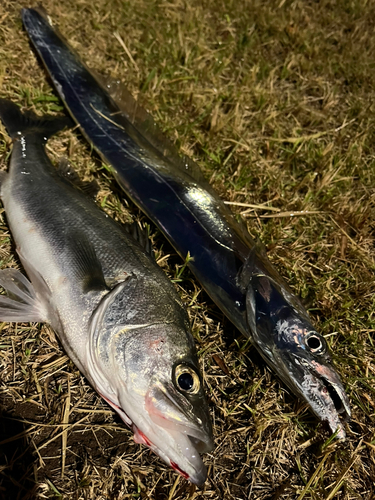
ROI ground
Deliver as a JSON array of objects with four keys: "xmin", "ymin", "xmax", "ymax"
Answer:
[{"xmin": 0, "ymin": 0, "xmax": 375, "ymax": 499}]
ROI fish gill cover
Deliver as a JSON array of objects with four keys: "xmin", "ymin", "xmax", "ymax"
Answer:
[{"xmin": 0, "ymin": 0, "xmax": 374, "ymax": 498}]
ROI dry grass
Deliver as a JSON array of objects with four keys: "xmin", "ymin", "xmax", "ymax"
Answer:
[{"xmin": 1, "ymin": 0, "xmax": 375, "ymax": 498}]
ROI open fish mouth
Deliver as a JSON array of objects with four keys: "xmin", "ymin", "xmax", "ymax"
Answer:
[
  {"xmin": 292, "ymin": 356, "xmax": 351, "ymax": 439},
  {"xmin": 253, "ymin": 333, "xmax": 351, "ymax": 439},
  {"xmin": 312, "ymin": 368, "xmax": 351, "ymax": 439},
  {"xmin": 321, "ymin": 377, "xmax": 350, "ymax": 418}
]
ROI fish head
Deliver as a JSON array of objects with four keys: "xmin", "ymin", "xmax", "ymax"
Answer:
[
  {"xmin": 87, "ymin": 276, "xmax": 213, "ymax": 485},
  {"xmin": 246, "ymin": 274, "xmax": 351, "ymax": 438}
]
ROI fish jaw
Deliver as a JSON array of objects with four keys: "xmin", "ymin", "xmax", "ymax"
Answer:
[
  {"xmin": 95, "ymin": 392, "xmax": 208, "ymax": 483},
  {"xmin": 307, "ymin": 358, "xmax": 351, "ymax": 437},
  {"xmin": 132, "ymin": 418, "xmax": 209, "ymax": 486},
  {"xmin": 86, "ymin": 281, "xmax": 213, "ymax": 485},
  {"xmin": 97, "ymin": 384, "xmax": 211, "ymax": 486},
  {"xmin": 246, "ymin": 274, "xmax": 351, "ymax": 438},
  {"xmin": 274, "ymin": 349, "xmax": 350, "ymax": 439},
  {"xmin": 143, "ymin": 378, "xmax": 213, "ymax": 484}
]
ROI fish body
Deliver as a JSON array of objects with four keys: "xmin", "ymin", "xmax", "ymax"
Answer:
[
  {"xmin": 0, "ymin": 99, "xmax": 213, "ymax": 485},
  {"xmin": 22, "ymin": 8, "xmax": 351, "ymax": 437}
]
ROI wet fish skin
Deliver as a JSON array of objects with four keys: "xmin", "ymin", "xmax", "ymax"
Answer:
[
  {"xmin": 244, "ymin": 273, "xmax": 349, "ymax": 438},
  {"xmin": 20, "ymin": 6, "xmax": 250, "ymax": 337},
  {"xmin": 22, "ymin": 8, "xmax": 351, "ymax": 437},
  {"xmin": 0, "ymin": 99, "xmax": 213, "ymax": 485}
]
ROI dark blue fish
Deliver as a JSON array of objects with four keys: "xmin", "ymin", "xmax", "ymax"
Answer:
[{"xmin": 22, "ymin": 7, "xmax": 351, "ymax": 437}]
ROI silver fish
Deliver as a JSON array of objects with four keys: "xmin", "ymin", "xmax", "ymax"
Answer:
[
  {"xmin": 21, "ymin": 8, "xmax": 351, "ymax": 438},
  {"xmin": 0, "ymin": 99, "xmax": 213, "ymax": 485},
  {"xmin": 238, "ymin": 248, "xmax": 350, "ymax": 438}
]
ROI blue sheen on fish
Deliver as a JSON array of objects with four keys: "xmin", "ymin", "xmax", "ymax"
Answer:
[{"xmin": 22, "ymin": 7, "xmax": 351, "ymax": 438}]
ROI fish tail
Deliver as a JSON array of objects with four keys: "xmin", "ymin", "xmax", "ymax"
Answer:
[{"xmin": 0, "ymin": 98, "xmax": 72, "ymax": 141}]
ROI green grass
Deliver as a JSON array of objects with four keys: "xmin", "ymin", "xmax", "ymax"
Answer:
[{"xmin": 0, "ymin": 0, "xmax": 375, "ymax": 498}]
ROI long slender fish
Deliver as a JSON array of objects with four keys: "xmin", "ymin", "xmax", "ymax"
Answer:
[
  {"xmin": 0, "ymin": 99, "xmax": 213, "ymax": 485},
  {"xmin": 22, "ymin": 8, "xmax": 351, "ymax": 437}
]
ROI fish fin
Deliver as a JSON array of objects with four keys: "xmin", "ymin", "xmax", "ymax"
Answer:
[
  {"xmin": 94, "ymin": 75, "xmax": 211, "ymax": 189},
  {"xmin": 16, "ymin": 248, "xmax": 53, "ymax": 302},
  {"xmin": 67, "ymin": 233, "xmax": 108, "ymax": 293},
  {"xmin": 75, "ymin": 179, "xmax": 100, "ymax": 199},
  {"xmin": 57, "ymin": 158, "xmax": 100, "ymax": 198},
  {"xmin": 0, "ymin": 269, "xmax": 48, "ymax": 322},
  {"xmin": 124, "ymin": 222, "xmax": 154, "ymax": 258},
  {"xmin": 238, "ymin": 240, "xmax": 311, "ymax": 323},
  {"xmin": 237, "ymin": 239, "xmax": 268, "ymax": 292},
  {"xmin": 79, "ymin": 68, "xmax": 212, "ymax": 190},
  {"xmin": 26, "ymin": 5, "xmax": 50, "ymax": 21},
  {"xmin": 0, "ymin": 99, "xmax": 73, "ymax": 141}
]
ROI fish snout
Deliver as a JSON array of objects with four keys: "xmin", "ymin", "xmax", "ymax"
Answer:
[
  {"xmin": 137, "ymin": 381, "xmax": 213, "ymax": 484},
  {"xmin": 146, "ymin": 380, "xmax": 213, "ymax": 445}
]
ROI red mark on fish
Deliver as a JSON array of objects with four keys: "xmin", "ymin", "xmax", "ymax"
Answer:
[
  {"xmin": 170, "ymin": 461, "xmax": 189, "ymax": 480},
  {"xmin": 133, "ymin": 426, "xmax": 152, "ymax": 447}
]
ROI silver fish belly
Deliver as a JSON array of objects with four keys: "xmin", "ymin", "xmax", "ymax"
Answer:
[
  {"xmin": 21, "ymin": 7, "xmax": 351, "ymax": 439},
  {"xmin": 0, "ymin": 99, "xmax": 213, "ymax": 485}
]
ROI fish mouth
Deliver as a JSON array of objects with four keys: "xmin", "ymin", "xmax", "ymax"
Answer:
[
  {"xmin": 140, "ymin": 379, "xmax": 214, "ymax": 485},
  {"xmin": 147, "ymin": 412, "xmax": 213, "ymax": 486},
  {"xmin": 322, "ymin": 378, "xmax": 348, "ymax": 417},
  {"xmin": 290, "ymin": 355, "xmax": 351, "ymax": 439},
  {"xmin": 252, "ymin": 333, "xmax": 351, "ymax": 439},
  {"xmin": 310, "ymin": 362, "xmax": 351, "ymax": 438},
  {"xmin": 169, "ymin": 434, "xmax": 209, "ymax": 486},
  {"xmin": 102, "ymin": 394, "xmax": 210, "ymax": 485},
  {"xmin": 131, "ymin": 417, "xmax": 210, "ymax": 486}
]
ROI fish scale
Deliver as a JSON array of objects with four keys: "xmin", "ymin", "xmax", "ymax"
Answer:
[
  {"xmin": 21, "ymin": 6, "xmax": 351, "ymax": 439},
  {"xmin": 0, "ymin": 98, "xmax": 213, "ymax": 485}
]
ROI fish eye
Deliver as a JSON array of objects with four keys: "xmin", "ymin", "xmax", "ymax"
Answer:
[
  {"xmin": 175, "ymin": 365, "xmax": 200, "ymax": 395},
  {"xmin": 305, "ymin": 332, "xmax": 326, "ymax": 354}
]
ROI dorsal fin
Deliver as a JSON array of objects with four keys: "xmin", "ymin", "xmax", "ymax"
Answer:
[
  {"xmin": 124, "ymin": 221, "xmax": 154, "ymax": 258},
  {"xmin": 237, "ymin": 240, "xmax": 268, "ymax": 293},
  {"xmin": 238, "ymin": 240, "xmax": 311, "ymax": 322}
]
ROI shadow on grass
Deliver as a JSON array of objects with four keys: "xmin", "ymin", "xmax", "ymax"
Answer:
[{"xmin": 0, "ymin": 398, "xmax": 36, "ymax": 500}]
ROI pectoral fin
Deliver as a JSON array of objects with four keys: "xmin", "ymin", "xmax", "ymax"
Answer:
[
  {"xmin": 0, "ymin": 269, "xmax": 48, "ymax": 322},
  {"xmin": 67, "ymin": 233, "xmax": 108, "ymax": 293},
  {"xmin": 237, "ymin": 240, "xmax": 268, "ymax": 292}
]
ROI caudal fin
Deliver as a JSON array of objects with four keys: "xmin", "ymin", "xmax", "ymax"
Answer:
[{"xmin": 0, "ymin": 98, "xmax": 72, "ymax": 141}]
